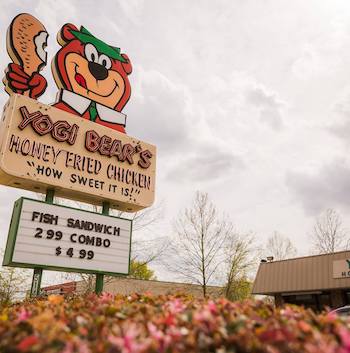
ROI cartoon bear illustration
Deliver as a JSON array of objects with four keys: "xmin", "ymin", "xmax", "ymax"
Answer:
[
  {"xmin": 52, "ymin": 24, "xmax": 132, "ymax": 133},
  {"xmin": 5, "ymin": 21, "xmax": 132, "ymax": 133}
]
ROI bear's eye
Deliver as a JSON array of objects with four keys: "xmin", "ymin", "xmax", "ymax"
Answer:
[
  {"xmin": 98, "ymin": 54, "xmax": 112, "ymax": 70},
  {"xmin": 85, "ymin": 43, "xmax": 98, "ymax": 63}
]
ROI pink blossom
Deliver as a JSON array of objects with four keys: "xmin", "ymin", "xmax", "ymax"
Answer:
[
  {"xmin": 99, "ymin": 292, "xmax": 114, "ymax": 304},
  {"xmin": 193, "ymin": 309, "xmax": 217, "ymax": 334},
  {"xmin": 339, "ymin": 327, "xmax": 350, "ymax": 351},
  {"xmin": 108, "ymin": 324, "xmax": 146, "ymax": 353},
  {"xmin": 327, "ymin": 311, "xmax": 338, "ymax": 321},
  {"xmin": 16, "ymin": 308, "xmax": 30, "ymax": 322},
  {"xmin": 147, "ymin": 323, "xmax": 172, "ymax": 352},
  {"xmin": 193, "ymin": 309, "xmax": 213, "ymax": 323},
  {"xmin": 60, "ymin": 342, "xmax": 73, "ymax": 353},
  {"xmin": 164, "ymin": 299, "xmax": 185, "ymax": 315},
  {"xmin": 206, "ymin": 300, "xmax": 218, "ymax": 315},
  {"xmin": 78, "ymin": 341, "xmax": 91, "ymax": 353},
  {"xmin": 280, "ymin": 306, "xmax": 298, "ymax": 319}
]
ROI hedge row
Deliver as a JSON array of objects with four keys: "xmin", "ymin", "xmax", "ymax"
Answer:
[{"xmin": 0, "ymin": 293, "xmax": 350, "ymax": 352}]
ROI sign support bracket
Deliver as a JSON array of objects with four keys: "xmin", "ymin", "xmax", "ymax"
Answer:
[
  {"xmin": 95, "ymin": 201, "xmax": 110, "ymax": 294},
  {"xmin": 30, "ymin": 189, "xmax": 55, "ymax": 297}
]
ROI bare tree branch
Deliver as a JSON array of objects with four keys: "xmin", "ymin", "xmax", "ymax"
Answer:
[
  {"xmin": 222, "ymin": 232, "xmax": 256, "ymax": 300},
  {"xmin": 0, "ymin": 251, "xmax": 31, "ymax": 303},
  {"xmin": 166, "ymin": 191, "xmax": 233, "ymax": 297},
  {"xmin": 312, "ymin": 209, "xmax": 349, "ymax": 254},
  {"xmin": 265, "ymin": 231, "xmax": 297, "ymax": 260}
]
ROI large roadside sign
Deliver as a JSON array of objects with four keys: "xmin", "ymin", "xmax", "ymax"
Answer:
[
  {"xmin": 0, "ymin": 94, "xmax": 156, "ymax": 212},
  {"xmin": 1, "ymin": 13, "xmax": 157, "ymax": 295},
  {"xmin": 3, "ymin": 198, "xmax": 132, "ymax": 275}
]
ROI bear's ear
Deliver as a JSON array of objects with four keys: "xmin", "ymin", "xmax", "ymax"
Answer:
[
  {"xmin": 121, "ymin": 54, "xmax": 132, "ymax": 75},
  {"xmin": 57, "ymin": 23, "xmax": 79, "ymax": 46}
]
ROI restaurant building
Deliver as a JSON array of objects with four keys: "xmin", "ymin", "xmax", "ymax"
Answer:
[{"xmin": 252, "ymin": 251, "xmax": 350, "ymax": 311}]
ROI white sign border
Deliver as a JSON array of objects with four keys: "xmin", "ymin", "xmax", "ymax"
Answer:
[{"xmin": 2, "ymin": 197, "xmax": 132, "ymax": 276}]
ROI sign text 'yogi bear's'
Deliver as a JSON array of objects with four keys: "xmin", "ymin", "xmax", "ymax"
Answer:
[
  {"xmin": 0, "ymin": 95, "xmax": 156, "ymax": 212},
  {"xmin": 3, "ymin": 198, "xmax": 132, "ymax": 275}
]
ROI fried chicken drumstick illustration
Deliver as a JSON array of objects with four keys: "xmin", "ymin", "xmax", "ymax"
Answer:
[{"xmin": 4, "ymin": 13, "xmax": 48, "ymax": 99}]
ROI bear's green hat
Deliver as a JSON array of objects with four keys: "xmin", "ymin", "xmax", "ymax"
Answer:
[{"xmin": 70, "ymin": 26, "xmax": 127, "ymax": 63}]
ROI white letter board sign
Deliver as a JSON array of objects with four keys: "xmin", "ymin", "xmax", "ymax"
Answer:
[{"xmin": 3, "ymin": 198, "xmax": 132, "ymax": 276}]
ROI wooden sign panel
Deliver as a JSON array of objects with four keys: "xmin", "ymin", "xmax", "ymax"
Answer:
[
  {"xmin": 0, "ymin": 94, "xmax": 156, "ymax": 211},
  {"xmin": 3, "ymin": 198, "xmax": 132, "ymax": 275}
]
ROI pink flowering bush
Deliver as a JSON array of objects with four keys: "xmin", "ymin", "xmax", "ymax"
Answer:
[{"xmin": 0, "ymin": 293, "xmax": 350, "ymax": 352}]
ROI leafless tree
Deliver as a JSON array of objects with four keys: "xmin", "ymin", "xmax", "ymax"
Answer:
[
  {"xmin": 265, "ymin": 231, "xmax": 297, "ymax": 261},
  {"xmin": 0, "ymin": 260, "xmax": 31, "ymax": 303},
  {"xmin": 222, "ymin": 232, "xmax": 256, "ymax": 300},
  {"xmin": 312, "ymin": 208, "xmax": 349, "ymax": 254},
  {"xmin": 75, "ymin": 272, "xmax": 96, "ymax": 294},
  {"xmin": 167, "ymin": 191, "xmax": 232, "ymax": 297},
  {"xmin": 112, "ymin": 202, "xmax": 169, "ymax": 268}
]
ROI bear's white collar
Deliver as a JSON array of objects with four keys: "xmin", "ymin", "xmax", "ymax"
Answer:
[{"xmin": 56, "ymin": 90, "xmax": 126, "ymax": 126}]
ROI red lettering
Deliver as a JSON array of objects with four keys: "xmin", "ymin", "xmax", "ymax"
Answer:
[
  {"xmin": 122, "ymin": 144, "xmax": 135, "ymax": 164},
  {"xmin": 18, "ymin": 106, "xmax": 79, "ymax": 145},
  {"xmin": 32, "ymin": 115, "xmax": 53, "ymax": 135},
  {"xmin": 99, "ymin": 135, "xmax": 112, "ymax": 155},
  {"xmin": 52, "ymin": 121, "xmax": 71, "ymax": 142},
  {"xmin": 18, "ymin": 106, "xmax": 42, "ymax": 130},
  {"xmin": 138, "ymin": 150, "xmax": 152, "ymax": 169},
  {"xmin": 68, "ymin": 124, "xmax": 79, "ymax": 145},
  {"xmin": 110, "ymin": 139, "xmax": 123, "ymax": 160},
  {"xmin": 85, "ymin": 130, "xmax": 100, "ymax": 152}
]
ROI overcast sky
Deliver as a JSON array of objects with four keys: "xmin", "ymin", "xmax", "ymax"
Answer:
[{"xmin": 1, "ymin": 0, "xmax": 350, "ymax": 280}]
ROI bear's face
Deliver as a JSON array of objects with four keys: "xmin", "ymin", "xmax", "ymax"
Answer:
[
  {"xmin": 64, "ymin": 44, "xmax": 126, "ymax": 108},
  {"xmin": 52, "ymin": 24, "xmax": 132, "ymax": 111}
]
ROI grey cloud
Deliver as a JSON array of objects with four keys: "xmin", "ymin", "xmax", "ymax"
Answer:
[
  {"xmin": 333, "ymin": 97, "xmax": 350, "ymax": 117},
  {"xmin": 167, "ymin": 146, "xmax": 245, "ymax": 183},
  {"xmin": 329, "ymin": 121, "xmax": 350, "ymax": 141},
  {"xmin": 286, "ymin": 160, "xmax": 350, "ymax": 215},
  {"xmin": 260, "ymin": 108, "xmax": 283, "ymax": 131},
  {"xmin": 126, "ymin": 69, "xmax": 246, "ymax": 184},
  {"xmin": 246, "ymin": 86, "xmax": 283, "ymax": 108},
  {"xmin": 329, "ymin": 96, "xmax": 350, "ymax": 141},
  {"xmin": 126, "ymin": 70, "xmax": 193, "ymax": 156},
  {"xmin": 245, "ymin": 85, "xmax": 285, "ymax": 130},
  {"xmin": 34, "ymin": 0, "xmax": 79, "ymax": 33}
]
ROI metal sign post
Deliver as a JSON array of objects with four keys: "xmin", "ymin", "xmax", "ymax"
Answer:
[
  {"xmin": 30, "ymin": 189, "xmax": 54, "ymax": 297},
  {"xmin": 30, "ymin": 268, "xmax": 42, "ymax": 297},
  {"xmin": 95, "ymin": 201, "xmax": 110, "ymax": 294}
]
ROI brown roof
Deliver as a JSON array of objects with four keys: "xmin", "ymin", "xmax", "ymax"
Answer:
[{"xmin": 252, "ymin": 250, "xmax": 350, "ymax": 295}]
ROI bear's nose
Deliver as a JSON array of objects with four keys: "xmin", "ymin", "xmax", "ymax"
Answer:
[{"xmin": 88, "ymin": 62, "xmax": 108, "ymax": 81}]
